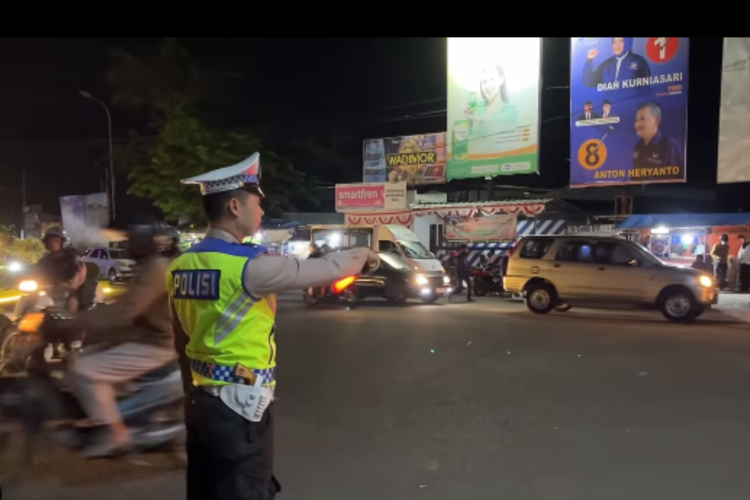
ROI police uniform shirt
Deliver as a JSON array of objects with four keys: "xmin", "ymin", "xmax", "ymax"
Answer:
[
  {"xmin": 201, "ymin": 228, "xmax": 372, "ymax": 296},
  {"xmin": 632, "ymin": 131, "xmax": 684, "ymax": 170}
]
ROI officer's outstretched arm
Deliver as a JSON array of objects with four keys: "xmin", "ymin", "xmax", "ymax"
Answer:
[{"xmin": 244, "ymin": 248, "xmax": 378, "ymax": 295}]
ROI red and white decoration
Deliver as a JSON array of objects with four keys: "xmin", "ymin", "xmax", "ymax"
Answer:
[
  {"xmin": 414, "ymin": 203, "xmax": 546, "ymax": 218},
  {"xmin": 345, "ymin": 212, "xmax": 414, "ymax": 227}
]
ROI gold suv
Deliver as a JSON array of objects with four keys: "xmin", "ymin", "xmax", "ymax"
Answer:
[{"xmin": 503, "ymin": 235, "xmax": 719, "ymax": 322}]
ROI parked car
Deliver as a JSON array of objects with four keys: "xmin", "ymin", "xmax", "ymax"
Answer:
[
  {"xmin": 503, "ymin": 235, "xmax": 719, "ymax": 322},
  {"xmin": 82, "ymin": 246, "xmax": 135, "ymax": 282}
]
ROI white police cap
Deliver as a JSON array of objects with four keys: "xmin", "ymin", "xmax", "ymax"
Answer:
[{"xmin": 181, "ymin": 153, "xmax": 263, "ymax": 196}]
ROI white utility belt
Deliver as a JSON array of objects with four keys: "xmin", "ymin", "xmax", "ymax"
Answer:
[{"xmin": 199, "ymin": 382, "xmax": 275, "ymax": 423}]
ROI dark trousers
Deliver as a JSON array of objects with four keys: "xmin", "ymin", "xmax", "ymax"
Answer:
[
  {"xmin": 452, "ymin": 274, "xmax": 472, "ymax": 300},
  {"xmin": 740, "ymin": 264, "xmax": 750, "ymax": 292},
  {"xmin": 185, "ymin": 387, "xmax": 281, "ymax": 500},
  {"xmin": 715, "ymin": 261, "xmax": 728, "ymax": 289}
]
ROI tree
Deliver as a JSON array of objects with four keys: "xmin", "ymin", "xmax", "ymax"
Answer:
[
  {"xmin": 124, "ymin": 100, "xmax": 317, "ymax": 222},
  {"xmin": 0, "ymin": 232, "xmax": 45, "ymax": 264},
  {"xmin": 108, "ymin": 38, "xmax": 317, "ymax": 222}
]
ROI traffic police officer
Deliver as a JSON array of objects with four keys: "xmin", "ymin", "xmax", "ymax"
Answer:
[{"xmin": 167, "ymin": 153, "xmax": 378, "ymax": 500}]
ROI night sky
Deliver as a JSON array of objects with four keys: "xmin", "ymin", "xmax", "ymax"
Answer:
[{"xmin": 0, "ymin": 37, "xmax": 738, "ymax": 221}]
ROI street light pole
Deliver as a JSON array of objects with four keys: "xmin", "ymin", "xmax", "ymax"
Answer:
[{"xmin": 79, "ymin": 91, "xmax": 115, "ymax": 222}]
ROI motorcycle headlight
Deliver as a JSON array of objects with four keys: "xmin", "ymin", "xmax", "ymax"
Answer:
[
  {"xmin": 415, "ymin": 274, "xmax": 429, "ymax": 285},
  {"xmin": 443, "ymin": 276, "xmax": 451, "ymax": 285},
  {"xmin": 19, "ymin": 280, "xmax": 38, "ymax": 292},
  {"xmin": 698, "ymin": 275, "xmax": 713, "ymax": 288}
]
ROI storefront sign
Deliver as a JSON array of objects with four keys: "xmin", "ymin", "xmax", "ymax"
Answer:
[
  {"xmin": 335, "ymin": 181, "xmax": 407, "ymax": 211},
  {"xmin": 444, "ymin": 213, "xmax": 518, "ymax": 242}
]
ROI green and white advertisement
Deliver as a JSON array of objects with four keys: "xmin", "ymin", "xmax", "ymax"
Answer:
[{"xmin": 447, "ymin": 37, "xmax": 541, "ymax": 180}]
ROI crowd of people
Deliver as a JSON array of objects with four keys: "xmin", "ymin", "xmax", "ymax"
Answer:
[{"xmin": 691, "ymin": 233, "xmax": 750, "ymax": 292}]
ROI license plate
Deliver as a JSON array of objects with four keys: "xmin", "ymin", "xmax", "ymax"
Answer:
[{"xmin": 436, "ymin": 287, "xmax": 448, "ymax": 294}]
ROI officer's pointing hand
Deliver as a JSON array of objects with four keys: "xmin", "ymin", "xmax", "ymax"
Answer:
[{"xmin": 349, "ymin": 247, "xmax": 380, "ymax": 272}]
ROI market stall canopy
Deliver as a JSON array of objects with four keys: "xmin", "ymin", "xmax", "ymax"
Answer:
[{"xmin": 618, "ymin": 213, "xmax": 750, "ymax": 230}]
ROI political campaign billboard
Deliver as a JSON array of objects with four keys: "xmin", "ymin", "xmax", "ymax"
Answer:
[
  {"xmin": 363, "ymin": 133, "xmax": 446, "ymax": 185},
  {"xmin": 570, "ymin": 37, "xmax": 689, "ymax": 187},
  {"xmin": 447, "ymin": 38, "xmax": 541, "ymax": 180},
  {"xmin": 718, "ymin": 38, "xmax": 750, "ymax": 184}
]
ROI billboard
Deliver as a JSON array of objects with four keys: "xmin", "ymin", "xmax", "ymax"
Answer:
[
  {"xmin": 59, "ymin": 192, "xmax": 110, "ymax": 246},
  {"xmin": 363, "ymin": 133, "xmax": 446, "ymax": 185},
  {"xmin": 718, "ymin": 38, "xmax": 750, "ymax": 184},
  {"xmin": 334, "ymin": 181, "xmax": 407, "ymax": 212},
  {"xmin": 444, "ymin": 213, "xmax": 517, "ymax": 242},
  {"xmin": 447, "ymin": 37, "xmax": 541, "ymax": 180},
  {"xmin": 570, "ymin": 37, "xmax": 689, "ymax": 187}
]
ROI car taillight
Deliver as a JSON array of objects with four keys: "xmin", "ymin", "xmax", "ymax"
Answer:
[{"xmin": 332, "ymin": 276, "xmax": 356, "ymax": 293}]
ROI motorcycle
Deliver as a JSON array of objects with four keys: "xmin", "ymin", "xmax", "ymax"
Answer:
[
  {"xmin": 470, "ymin": 267, "xmax": 505, "ymax": 296},
  {"xmin": 303, "ymin": 275, "xmax": 358, "ymax": 308},
  {"xmin": 0, "ymin": 307, "xmax": 185, "ymax": 484}
]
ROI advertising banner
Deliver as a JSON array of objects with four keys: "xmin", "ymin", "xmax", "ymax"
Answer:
[
  {"xmin": 363, "ymin": 133, "xmax": 446, "ymax": 185},
  {"xmin": 447, "ymin": 37, "xmax": 541, "ymax": 180},
  {"xmin": 718, "ymin": 38, "xmax": 750, "ymax": 184},
  {"xmin": 59, "ymin": 192, "xmax": 110, "ymax": 246},
  {"xmin": 444, "ymin": 213, "xmax": 518, "ymax": 242},
  {"xmin": 570, "ymin": 37, "xmax": 689, "ymax": 187},
  {"xmin": 335, "ymin": 181, "xmax": 407, "ymax": 212}
]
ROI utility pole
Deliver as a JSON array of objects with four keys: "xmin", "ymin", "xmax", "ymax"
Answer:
[{"xmin": 20, "ymin": 169, "xmax": 26, "ymax": 239}]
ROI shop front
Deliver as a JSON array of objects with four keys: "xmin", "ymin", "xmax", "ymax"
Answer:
[{"xmin": 617, "ymin": 213, "xmax": 750, "ymax": 267}]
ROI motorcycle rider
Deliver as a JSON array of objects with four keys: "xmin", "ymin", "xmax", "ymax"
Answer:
[
  {"xmin": 169, "ymin": 153, "xmax": 378, "ymax": 499},
  {"xmin": 65, "ymin": 220, "xmax": 179, "ymax": 458}
]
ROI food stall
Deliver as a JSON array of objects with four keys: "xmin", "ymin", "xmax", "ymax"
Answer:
[{"xmin": 617, "ymin": 213, "xmax": 750, "ymax": 267}]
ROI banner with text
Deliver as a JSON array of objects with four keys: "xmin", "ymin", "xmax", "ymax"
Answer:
[
  {"xmin": 718, "ymin": 38, "xmax": 750, "ymax": 184},
  {"xmin": 335, "ymin": 181, "xmax": 407, "ymax": 212},
  {"xmin": 363, "ymin": 133, "xmax": 446, "ymax": 185},
  {"xmin": 444, "ymin": 213, "xmax": 517, "ymax": 242},
  {"xmin": 570, "ymin": 37, "xmax": 689, "ymax": 187},
  {"xmin": 447, "ymin": 37, "xmax": 541, "ymax": 180},
  {"xmin": 59, "ymin": 192, "xmax": 110, "ymax": 246}
]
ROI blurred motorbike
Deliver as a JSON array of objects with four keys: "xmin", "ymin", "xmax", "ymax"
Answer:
[
  {"xmin": 0, "ymin": 307, "xmax": 185, "ymax": 484},
  {"xmin": 303, "ymin": 276, "xmax": 358, "ymax": 308}
]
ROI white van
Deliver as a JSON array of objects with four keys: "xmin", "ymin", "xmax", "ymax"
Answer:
[{"xmin": 309, "ymin": 224, "xmax": 445, "ymax": 273}]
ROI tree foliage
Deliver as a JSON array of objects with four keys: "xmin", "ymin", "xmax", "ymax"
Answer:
[
  {"xmin": 0, "ymin": 233, "xmax": 46, "ymax": 264},
  {"xmin": 108, "ymin": 38, "xmax": 317, "ymax": 222}
]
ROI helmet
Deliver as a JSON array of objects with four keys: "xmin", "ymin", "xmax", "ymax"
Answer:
[
  {"xmin": 101, "ymin": 217, "xmax": 179, "ymax": 261},
  {"xmin": 43, "ymin": 227, "xmax": 70, "ymax": 249},
  {"xmin": 449, "ymin": 251, "xmax": 458, "ymax": 258}
]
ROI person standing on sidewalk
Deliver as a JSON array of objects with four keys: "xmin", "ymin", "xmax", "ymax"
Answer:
[
  {"xmin": 711, "ymin": 234, "xmax": 730, "ymax": 290},
  {"xmin": 450, "ymin": 245, "xmax": 473, "ymax": 302},
  {"xmin": 738, "ymin": 235, "xmax": 750, "ymax": 293}
]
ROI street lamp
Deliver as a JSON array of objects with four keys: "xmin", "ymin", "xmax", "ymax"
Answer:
[{"xmin": 79, "ymin": 90, "xmax": 115, "ymax": 221}]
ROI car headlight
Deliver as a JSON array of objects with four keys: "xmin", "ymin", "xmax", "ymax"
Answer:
[
  {"xmin": 698, "ymin": 275, "xmax": 713, "ymax": 288},
  {"xmin": 415, "ymin": 274, "xmax": 429, "ymax": 285},
  {"xmin": 19, "ymin": 280, "xmax": 38, "ymax": 292},
  {"xmin": 443, "ymin": 276, "xmax": 451, "ymax": 285},
  {"xmin": 8, "ymin": 261, "xmax": 22, "ymax": 273}
]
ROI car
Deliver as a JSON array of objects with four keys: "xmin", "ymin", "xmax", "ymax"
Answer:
[
  {"xmin": 503, "ymin": 235, "xmax": 719, "ymax": 322},
  {"xmin": 354, "ymin": 252, "xmax": 451, "ymax": 304},
  {"xmin": 82, "ymin": 246, "xmax": 135, "ymax": 282}
]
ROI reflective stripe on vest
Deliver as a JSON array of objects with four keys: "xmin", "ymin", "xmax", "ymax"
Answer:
[{"xmin": 167, "ymin": 237, "xmax": 277, "ymax": 387}]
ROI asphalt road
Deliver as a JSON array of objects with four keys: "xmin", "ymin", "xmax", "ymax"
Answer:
[{"xmin": 6, "ymin": 296, "xmax": 750, "ymax": 500}]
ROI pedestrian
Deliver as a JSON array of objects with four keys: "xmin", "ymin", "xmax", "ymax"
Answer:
[
  {"xmin": 168, "ymin": 152, "xmax": 379, "ymax": 500},
  {"xmin": 728, "ymin": 255, "xmax": 739, "ymax": 291},
  {"xmin": 450, "ymin": 244, "xmax": 473, "ymax": 302},
  {"xmin": 738, "ymin": 235, "xmax": 750, "ymax": 293},
  {"xmin": 711, "ymin": 234, "xmax": 730, "ymax": 290},
  {"xmin": 690, "ymin": 254, "xmax": 713, "ymax": 274}
]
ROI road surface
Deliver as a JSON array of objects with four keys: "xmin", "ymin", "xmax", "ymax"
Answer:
[{"xmin": 6, "ymin": 296, "xmax": 750, "ymax": 500}]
